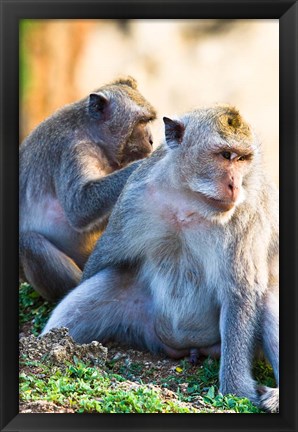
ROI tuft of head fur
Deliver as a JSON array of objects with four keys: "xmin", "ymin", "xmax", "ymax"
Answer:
[
  {"xmin": 111, "ymin": 76, "xmax": 138, "ymax": 89},
  {"xmin": 91, "ymin": 76, "xmax": 156, "ymax": 122},
  {"xmin": 216, "ymin": 105, "xmax": 252, "ymax": 141}
]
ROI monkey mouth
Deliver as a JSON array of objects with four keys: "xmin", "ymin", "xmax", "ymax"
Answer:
[
  {"xmin": 198, "ymin": 193, "xmax": 235, "ymax": 212},
  {"xmin": 118, "ymin": 148, "xmax": 152, "ymax": 167},
  {"xmin": 209, "ymin": 198, "xmax": 235, "ymax": 212}
]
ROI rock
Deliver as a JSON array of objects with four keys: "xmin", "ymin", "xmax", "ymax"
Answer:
[
  {"xmin": 19, "ymin": 327, "xmax": 108, "ymax": 367},
  {"xmin": 19, "ymin": 400, "xmax": 74, "ymax": 413}
]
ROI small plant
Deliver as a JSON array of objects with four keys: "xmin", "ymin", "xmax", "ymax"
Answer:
[
  {"xmin": 253, "ymin": 360, "xmax": 276, "ymax": 388},
  {"xmin": 203, "ymin": 385, "xmax": 262, "ymax": 413},
  {"xmin": 19, "ymin": 282, "xmax": 55, "ymax": 335}
]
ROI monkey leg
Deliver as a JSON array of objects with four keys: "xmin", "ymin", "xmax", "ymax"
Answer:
[
  {"xmin": 20, "ymin": 231, "xmax": 82, "ymax": 302},
  {"xmin": 200, "ymin": 343, "xmax": 221, "ymax": 359},
  {"xmin": 43, "ymin": 266, "xmax": 224, "ymax": 363},
  {"xmin": 42, "ymin": 267, "xmax": 166, "ymax": 353},
  {"xmin": 259, "ymin": 291, "xmax": 279, "ymax": 412}
]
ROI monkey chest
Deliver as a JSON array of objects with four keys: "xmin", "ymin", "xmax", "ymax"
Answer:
[
  {"xmin": 146, "ymin": 212, "xmax": 223, "ymax": 284},
  {"xmin": 140, "ymin": 195, "xmax": 226, "ymax": 347}
]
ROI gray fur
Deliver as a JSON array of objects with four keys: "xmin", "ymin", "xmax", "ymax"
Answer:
[
  {"xmin": 43, "ymin": 105, "xmax": 279, "ymax": 412},
  {"xmin": 19, "ymin": 76, "xmax": 156, "ymax": 301}
]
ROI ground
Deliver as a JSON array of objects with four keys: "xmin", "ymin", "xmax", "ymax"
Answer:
[{"xmin": 19, "ymin": 283, "xmax": 275, "ymax": 414}]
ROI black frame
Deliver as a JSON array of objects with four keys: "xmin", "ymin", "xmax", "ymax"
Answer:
[{"xmin": 0, "ymin": 1, "xmax": 297, "ymax": 431}]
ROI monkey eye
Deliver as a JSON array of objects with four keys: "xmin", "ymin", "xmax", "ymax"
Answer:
[
  {"xmin": 221, "ymin": 151, "xmax": 231, "ymax": 160},
  {"xmin": 238, "ymin": 154, "xmax": 252, "ymax": 161},
  {"xmin": 140, "ymin": 117, "xmax": 152, "ymax": 124}
]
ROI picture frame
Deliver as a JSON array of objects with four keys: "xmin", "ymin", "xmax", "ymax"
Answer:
[{"xmin": 1, "ymin": 1, "xmax": 297, "ymax": 431}]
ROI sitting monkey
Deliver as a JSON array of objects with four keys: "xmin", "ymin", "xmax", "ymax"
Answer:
[
  {"xmin": 19, "ymin": 77, "xmax": 156, "ymax": 301},
  {"xmin": 43, "ymin": 105, "xmax": 279, "ymax": 412}
]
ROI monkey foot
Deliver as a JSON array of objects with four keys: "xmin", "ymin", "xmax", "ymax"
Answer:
[
  {"xmin": 162, "ymin": 343, "xmax": 221, "ymax": 362},
  {"xmin": 188, "ymin": 348, "xmax": 200, "ymax": 365},
  {"xmin": 187, "ymin": 344, "xmax": 221, "ymax": 364}
]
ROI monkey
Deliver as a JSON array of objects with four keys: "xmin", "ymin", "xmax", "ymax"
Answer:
[
  {"xmin": 43, "ymin": 105, "xmax": 279, "ymax": 412},
  {"xmin": 19, "ymin": 76, "xmax": 156, "ymax": 301}
]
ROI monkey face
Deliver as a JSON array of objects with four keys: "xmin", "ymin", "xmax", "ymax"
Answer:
[
  {"xmin": 163, "ymin": 105, "xmax": 258, "ymax": 217},
  {"xmin": 87, "ymin": 77, "xmax": 156, "ymax": 168},
  {"xmin": 186, "ymin": 145, "xmax": 255, "ymax": 212},
  {"xmin": 118, "ymin": 122, "xmax": 154, "ymax": 167}
]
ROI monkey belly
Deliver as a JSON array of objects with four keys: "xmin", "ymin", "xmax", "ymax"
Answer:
[
  {"xmin": 143, "ymin": 245, "xmax": 222, "ymax": 351},
  {"xmin": 154, "ymin": 305, "xmax": 220, "ymax": 351},
  {"xmin": 151, "ymin": 271, "xmax": 221, "ymax": 351}
]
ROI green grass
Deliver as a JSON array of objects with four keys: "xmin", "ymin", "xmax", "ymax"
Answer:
[
  {"xmin": 202, "ymin": 385, "xmax": 261, "ymax": 413},
  {"xmin": 19, "ymin": 282, "xmax": 55, "ymax": 335},
  {"xmin": 19, "ymin": 355, "xmax": 263, "ymax": 413},
  {"xmin": 254, "ymin": 360, "xmax": 276, "ymax": 388},
  {"xmin": 156, "ymin": 358, "xmax": 262, "ymax": 413},
  {"xmin": 19, "ymin": 359, "xmax": 195, "ymax": 413}
]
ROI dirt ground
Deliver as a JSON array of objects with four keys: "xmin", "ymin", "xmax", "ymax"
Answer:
[{"xmin": 19, "ymin": 326, "xmax": 228, "ymax": 414}]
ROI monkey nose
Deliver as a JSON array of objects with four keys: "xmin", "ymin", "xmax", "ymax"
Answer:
[
  {"xmin": 228, "ymin": 183, "xmax": 239, "ymax": 201},
  {"xmin": 148, "ymin": 133, "xmax": 153, "ymax": 146}
]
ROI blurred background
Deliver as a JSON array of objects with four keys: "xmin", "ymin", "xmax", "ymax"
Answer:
[{"xmin": 19, "ymin": 19, "xmax": 279, "ymax": 185}]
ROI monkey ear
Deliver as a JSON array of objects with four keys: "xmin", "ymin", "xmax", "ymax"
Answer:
[
  {"xmin": 89, "ymin": 93, "xmax": 109, "ymax": 118},
  {"xmin": 163, "ymin": 117, "xmax": 185, "ymax": 149}
]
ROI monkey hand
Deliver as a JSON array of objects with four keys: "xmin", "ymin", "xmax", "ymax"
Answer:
[{"xmin": 257, "ymin": 385, "xmax": 279, "ymax": 413}]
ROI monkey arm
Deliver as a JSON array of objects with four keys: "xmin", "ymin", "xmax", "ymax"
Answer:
[
  {"xmin": 82, "ymin": 188, "xmax": 148, "ymax": 280},
  {"xmin": 72, "ymin": 161, "xmax": 142, "ymax": 227},
  {"xmin": 56, "ymin": 143, "xmax": 144, "ymax": 231},
  {"xmin": 82, "ymin": 150, "xmax": 166, "ymax": 280},
  {"xmin": 219, "ymin": 296, "xmax": 260, "ymax": 405}
]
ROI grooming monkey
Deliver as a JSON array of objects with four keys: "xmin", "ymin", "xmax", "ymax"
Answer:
[
  {"xmin": 19, "ymin": 77, "xmax": 156, "ymax": 301},
  {"xmin": 43, "ymin": 105, "xmax": 279, "ymax": 412}
]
